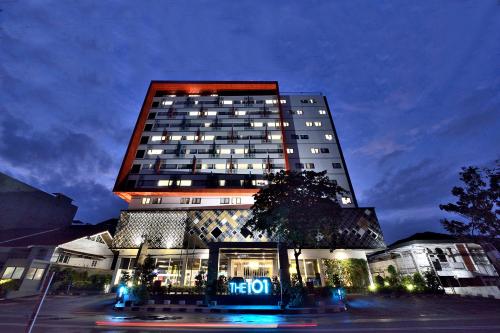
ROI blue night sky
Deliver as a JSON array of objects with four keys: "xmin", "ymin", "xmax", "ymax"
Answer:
[{"xmin": 0, "ymin": 1, "xmax": 499, "ymax": 243}]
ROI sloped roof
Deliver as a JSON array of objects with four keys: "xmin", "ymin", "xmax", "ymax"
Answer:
[
  {"xmin": 389, "ymin": 231, "xmax": 457, "ymax": 248},
  {"xmin": 0, "ymin": 223, "xmax": 112, "ymax": 247}
]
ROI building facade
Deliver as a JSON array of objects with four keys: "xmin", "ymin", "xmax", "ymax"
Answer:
[
  {"xmin": 368, "ymin": 232, "xmax": 500, "ymax": 299},
  {"xmin": 111, "ymin": 81, "xmax": 385, "ymax": 289},
  {"xmin": 0, "ymin": 224, "xmax": 114, "ymax": 299}
]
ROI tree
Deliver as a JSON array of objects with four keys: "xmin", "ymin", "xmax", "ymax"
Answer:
[
  {"xmin": 439, "ymin": 163, "xmax": 499, "ymax": 240},
  {"xmin": 134, "ymin": 255, "xmax": 157, "ymax": 288},
  {"xmin": 245, "ymin": 170, "xmax": 346, "ymax": 287}
]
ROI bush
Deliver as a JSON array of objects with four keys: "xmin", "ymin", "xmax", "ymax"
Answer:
[
  {"xmin": 288, "ymin": 285, "xmax": 307, "ymax": 307},
  {"xmin": 0, "ymin": 279, "xmax": 21, "ymax": 297},
  {"xmin": 322, "ymin": 259, "xmax": 370, "ymax": 290}
]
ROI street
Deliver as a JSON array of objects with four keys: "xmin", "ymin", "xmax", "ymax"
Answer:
[{"xmin": 0, "ymin": 294, "xmax": 499, "ymax": 332}]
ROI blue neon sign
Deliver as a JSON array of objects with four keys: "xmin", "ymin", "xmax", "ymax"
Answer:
[{"xmin": 229, "ymin": 278, "xmax": 271, "ymax": 295}]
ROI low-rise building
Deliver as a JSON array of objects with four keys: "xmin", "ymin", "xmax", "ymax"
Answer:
[
  {"xmin": 0, "ymin": 221, "xmax": 116, "ymax": 299},
  {"xmin": 368, "ymin": 232, "xmax": 500, "ymax": 299}
]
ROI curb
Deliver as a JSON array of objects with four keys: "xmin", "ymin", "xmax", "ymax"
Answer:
[{"xmin": 121, "ymin": 305, "xmax": 346, "ymax": 314}]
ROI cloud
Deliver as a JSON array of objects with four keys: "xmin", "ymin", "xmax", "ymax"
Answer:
[{"xmin": 0, "ymin": 110, "xmax": 125, "ymax": 222}]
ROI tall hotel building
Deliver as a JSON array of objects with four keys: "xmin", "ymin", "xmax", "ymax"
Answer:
[{"xmin": 111, "ymin": 81, "xmax": 385, "ymax": 288}]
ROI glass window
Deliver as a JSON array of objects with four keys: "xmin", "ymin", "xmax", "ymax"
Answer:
[
  {"xmin": 314, "ymin": 121, "xmax": 322, "ymax": 127},
  {"xmin": 178, "ymin": 180, "xmax": 192, "ymax": 186},
  {"xmin": 320, "ymin": 148, "xmax": 330, "ymax": 153},
  {"xmin": 325, "ymin": 134, "xmax": 333, "ymax": 140},
  {"xmin": 25, "ymin": 267, "xmax": 37, "ymax": 280},
  {"xmin": 192, "ymin": 198, "xmax": 201, "ymax": 204},
  {"xmin": 305, "ymin": 163, "xmax": 315, "ymax": 169},
  {"xmin": 296, "ymin": 110, "xmax": 303, "ymax": 115},
  {"xmin": 2, "ymin": 267, "xmax": 15, "ymax": 279},
  {"xmin": 158, "ymin": 180, "xmax": 173, "ymax": 186},
  {"xmin": 286, "ymin": 148, "xmax": 294, "ymax": 154},
  {"xmin": 341, "ymin": 197, "xmax": 352, "ymax": 205},
  {"xmin": 300, "ymin": 135, "xmax": 309, "ymax": 139},
  {"xmin": 142, "ymin": 197, "xmax": 151, "ymax": 204},
  {"xmin": 180, "ymin": 198, "xmax": 190, "ymax": 204},
  {"xmin": 305, "ymin": 122, "xmax": 313, "ymax": 127},
  {"xmin": 11, "ymin": 267, "xmax": 24, "ymax": 279},
  {"xmin": 220, "ymin": 198, "xmax": 230, "ymax": 204},
  {"xmin": 311, "ymin": 148, "xmax": 320, "ymax": 154},
  {"xmin": 231, "ymin": 197, "xmax": 241, "ymax": 204},
  {"xmin": 318, "ymin": 110, "xmax": 326, "ymax": 115},
  {"xmin": 332, "ymin": 163, "xmax": 342, "ymax": 169}
]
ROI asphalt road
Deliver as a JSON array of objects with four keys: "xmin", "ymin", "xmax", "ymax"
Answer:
[{"xmin": 0, "ymin": 294, "xmax": 499, "ymax": 332}]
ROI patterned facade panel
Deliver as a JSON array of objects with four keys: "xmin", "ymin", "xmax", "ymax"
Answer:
[
  {"xmin": 337, "ymin": 208, "xmax": 385, "ymax": 249},
  {"xmin": 112, "ymin": 207, "xmax": 385, "ymax": 250},
  {"xmin": 112, "ymin": 210, "xmax": 188, "ymax": 248}
]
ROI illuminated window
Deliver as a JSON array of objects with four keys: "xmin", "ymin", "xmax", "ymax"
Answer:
[
  {"xmin": 223, "ymin": 100, "xmax": 233, "ymax": 105},
  {"xmin": 305, "ymin": 122, "xmax": 313, "ymax": 127},
  {"xmin": 311, "ymin": 148, "xmax": 320, "ymax": 154},
  {"xmin": 296, "ymin": 110, "xmax": 303, "ymax": 115},
  {"xmin": 142, "ymin": 197, "xmax": 151, "ymax": 204},
  {"xmin": 219, "ymin": 180, "xmax": 226, "ymax": 186},
  {"xmin": 252, "ymin": 179, "xmax": 269, "ymax": 186},
  {"xmin": 203, "ymin": 135, "xmax": 214, "ymax": 141},
  {"xmin": 204, "ymin": 122, "xmax": 211, "ymax": 127},
  {"xmin": 161, "ymin": 100, "xmax": 173, "ymax": 106},
  {"xmin": 232, "ymin": 197, "xmax": 241, "ymax": 204},
  {"xmin": 189, "ymin": 111, "xmax": 201, "ymax": 116},
  {"xmin": 300, "ymin": 99, "xmax": 317, "ymax": 104},
  {"xmin": 280, "ymin": 99, "xmax": 286, "ymax": 104},
  {"xmin": 325, "ymin": 134, "xmax": 333, "ymax": 141},
  {"xmin": 286, "ymin": 148, "xmax": 294, "ymax": 154},
  {"xmin": 151, "ymin": 197, "xmax": 162, "ymax": 204},
  {"xmin": 192, "ymin": 198, "xmax": 201, "ymax": 204},
  {"xmin": 215, "ymin": 164, "xmax": 226, "ymax": 170},
  {"xmin": 158, "ymin": 180, "xmax": 173, "ymax": 186},
  {"xmin": 267, "ymin": 122, "xmax": 276, "ymax": 127},
  {"xmin": 180, "ymin": 198, "xmax": 190, "ymax": 204},
  {"xmin": 220, "ymin": 148, "xmax": 231, "ymax": 154},
  {"xmin": 170, "ymin": 135, "xmax": 182, "ymax": 141},
  {"xmin": 206, "ymin": 111, "xmax": 217, "ymax": 116},
  {"xmin": 147, "ymin": 149, "xmax": 163, "ymax": 155},
  {"xmin": 151, "ymin": 136, "xmax": 164, "ymax": 142},
  {"xmin": 271, "ymin": 134, "xmax": 281, "ymax": 140},
  {"xmin": 318, "ymin": 110, "xmax": 326, "ymax": 115},
  {"xmin": 2, "ymin": 267, "xmax": 15, "ymax": 279},
  {"xmin": 305, "ymin": 163, "xmax": 315, "ymax": 169},
  {"xmin": 342, "ymin": 197, "xmax": 352, "ymax": 205},
  {"xmin": 252, "ymin": 122, "xmax": 263, "ymax": 127},
  {"xmin": 282, "ymin": 122, "xmax": 289, "ymax": 127},
  {"xmin": 252, "ymin": 163, "xmax": 263, "ymax": 170},
  {"xmin": 178, "ymin": 180, "xmax": 192, "ymax": 187},
  {"xmin": 235, "ymin": 110, "xmax": 246, "ymax": 116},
  {"xmin": 234, "ymin": 148, "xmax": 245, "ymax": 154},
  {"xmin": 314, "ymin": 121, "xmax": 322, "ymax": 127},
  {"xmin": 220, "ymin": 198, "xmax": 230, "ymax": 204},
  {"xmin": 265, "ymin": 99, "xmax": 277, "ymax": 104}
]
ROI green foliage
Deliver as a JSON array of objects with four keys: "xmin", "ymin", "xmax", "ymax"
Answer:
[
  {"xmin": 134, "ymin": 255, "xmax": 157, "ymax": 288},
  {"xmin": 246, "ymin": 170, "xmax": 347, "ymax": 287},
  {"xmin": 412, "ymin": 272, "xmax": 426, "ymax": 291},
  {"xmin": 322, "ymin": 259, "xmax": 370, "ymax": 290},
  {"xmin": 374, "ymin": 275, "xmax": 385, "ymax": 287},
  {"xmin": 0, "ymin": 279, "xmax": 21, "ymax": 297},
  {"xmin": 386, "ymin": 265, "xmax": 400, "ymax": 286},
  {"xmin": 120, "ymin": 271, "xmax": 131, "ymax": 284},
  {"xmin": 288, "ymin": 285, "xmax": 307, "ymax": 307},
  {"xmin": 216, "ymin": 275, "xmax": 227, "ymax": 294},
  {"xmin": 194, "ymin": 271, "xmax": 206, "ymax": 294},
  {"xmin": 423, "ymin": 270, "xmax": 441, "ymax": 292},
  {"xmin": 132, "ymin": 284, "xmax": 149, "ymax": 304},
  {"xmin": 50, "ymin": 267, "xmax": 111, "ymax": 292},
  {"xmin": 440, "ymin": 163, "xmax": 499, "ymax": 239}
]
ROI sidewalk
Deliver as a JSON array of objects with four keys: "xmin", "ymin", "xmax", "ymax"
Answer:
[{"xmin": 116, "ymin": 302, "xmax": 347, "ymax": 314}]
